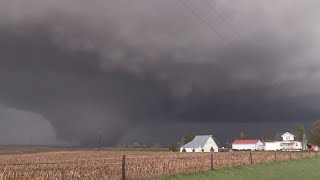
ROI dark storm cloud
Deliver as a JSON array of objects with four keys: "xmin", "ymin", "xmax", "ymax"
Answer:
[
  {"xmin": 0, "ymin": 24, "xmax": 175, "ymax": 145},
  {"xmin": 1, "ymin": 0, "xmax": 320, "ymax": 145}
]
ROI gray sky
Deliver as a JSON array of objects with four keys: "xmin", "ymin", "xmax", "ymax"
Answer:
[{"xmin": 0, "ymin": 0, "xmax": 320, "ymax": 146}]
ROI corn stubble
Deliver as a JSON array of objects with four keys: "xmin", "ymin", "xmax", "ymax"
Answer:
[{"xmin": 0, "ymin": 151, "xmax": 316, "ymax": 179}]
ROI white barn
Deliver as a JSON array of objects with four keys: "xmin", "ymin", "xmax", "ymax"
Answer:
[
  {"xmin": 232, "ymin": 140, "xmax": 264, "ymax": 151},
  {"xmin": 180, "ymin": 135, "xmax": 219, "ymax": 152}
]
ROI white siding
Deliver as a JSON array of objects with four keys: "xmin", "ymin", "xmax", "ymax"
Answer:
[
  {"xmin": 232, "ymin": 141, "xmax": 264, "ymax": 151},
  {"xmin": 232, "ymin": 144, "xmax": 256, "ymax": 150},
  {"xmin": 255, "ymin": 141, "xmax": 264, "ymax": 150},
  {"xmin": 281, "ymin": 141, "xmax": 302, "ymax": 151},
  {"xmin": 180, "ymin": 136, "xmax": 219, "ymax": 152},
  {"xmin": 180, "ymin": 147, "xmax": 202, "ymax": 152},
  {"xmin": 264, "ymin": 142, "xmax": 282, "ymax": 151},
  {"xmin": 265, "ymin": 141, "xmax": 302, "ymax": 151},
  {"xmin": 281, "ymin": 132, "xmax": 295, "ymax": 141},
  {"xmin": 202, "ymin": 138, "xmax": 219, "ymax": 152}
]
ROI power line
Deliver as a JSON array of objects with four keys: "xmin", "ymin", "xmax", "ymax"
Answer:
[
  {"xmin": 176, "ymin": 0, "xmax": 233, "ymax": 48},
  {"xmin": 206, "ymin": 0, "xmax": 236, "ymax": 25},
  {"xmin": 205, "ymin": 0, "xmax": 256, "ymax": 44},
  {"xmin": 200, "ymin": 0, "xmax": 243, "ymax": 41},
  {"xmin": 188, "ymin": 0, "xmax": 241, "ymax": 43}
]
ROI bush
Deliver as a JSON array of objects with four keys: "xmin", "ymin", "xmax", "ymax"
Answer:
[
  {"xmin": 182, "ymin": 148, "xmax": 186, "ymax": 152},
  {"xmin": 168, "ymin": 144, "xmax": 179, "ymax": 152}
]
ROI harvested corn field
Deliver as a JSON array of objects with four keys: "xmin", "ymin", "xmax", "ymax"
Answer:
[{"xmin": 0, "ymin": 151, "xmax": 318, "ymax": 179}]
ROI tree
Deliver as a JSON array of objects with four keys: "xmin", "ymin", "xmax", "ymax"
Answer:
[
  {"xmin": 262, "ymin": 131, "xmax": 270, "ymax": 141},
  {"xmin": 181, "ymin": 134, "xmax": 196, "ymax": 145},
  {"xmin": 210, "ymin": 147, "xmax": 214, "ymax": 152},
  {"xmin": 295, "ymin": 123, "xmax": 305, "ymax": 142},
  {"xmin": 131, "ymin": 142, "xmax": 142, "ymax": 148},
  {"xmin": 152, "ymin": 143, "xmax": 161, "ymax": 149},
  {"xmin": 168, "ymin": 144, "xmax": 179, "ymax": 152},
  {"xmin": 224, "ymin": 139, "xmax": 232, "ymax": 148},
  {"xmin": 308, "ymin": 120, "xmax": 320, "ymax": 146},
  {"xmin": 238, "ymin": 132, "xmax": 249, "ymax": 140}
]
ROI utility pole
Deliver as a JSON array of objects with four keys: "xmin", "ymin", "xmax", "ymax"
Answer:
[
  {"xmin": 29, "ymin": 136, "xmax": 33, "ymax": 153},
  {"xmin": 98, "ymin": 121, "xmax": 102, "ymax": 151},
  {"xmin": 302, "ymin": 134, "xmax": 307, "ymax": 151}
]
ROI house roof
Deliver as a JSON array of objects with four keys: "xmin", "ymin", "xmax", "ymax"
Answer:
[
  {"xmin": 281, "ymin": 132, "xmax": 295, "ymax": 137},
  {"xmin": 180, "ymin": 135, "xmax": 212, "ymax": 149},
  {"xmin": 232, "ymin": 140, "xmax": 260, "ymax": 145},
  {"xmin": 274, "ymin": 132, "xmax": 296, "ymax": 141}
]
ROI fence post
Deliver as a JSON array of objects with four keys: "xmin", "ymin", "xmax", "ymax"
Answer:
[
  {"xmin": 274, "ymin": 151, "xmax": 276, "ymax": 162},
  {"xmin": 250, "ymin": 152, "xmax": 253, "ymax": 164},
  {"xmin": 210, "ymin": 153, "xmax": 213, "ymax": 171},
  {"xmin": 289, "ymin": 152, "xmax": 292, "ymax": 160},
  {"xmin": 122, "ymin": 155, "xmax": 126, "ymax": 180}
]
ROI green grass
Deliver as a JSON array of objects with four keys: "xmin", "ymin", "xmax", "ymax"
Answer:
[{"xmin": 162, "ymin": 156, "xmax": 320, "ymax": 180}]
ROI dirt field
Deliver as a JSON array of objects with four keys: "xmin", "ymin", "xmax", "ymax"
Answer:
[{"xmin": 0, "ymin": 150, "xmax": 318, "ymax": 179}]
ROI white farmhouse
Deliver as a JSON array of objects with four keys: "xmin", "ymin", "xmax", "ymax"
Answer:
[
  {"xmin": 264, "ymin": 132, "xmax": 302, "ymax": 151},
  {"xmin": 232, "ymin": 140, "xmax": 264, "ymax": 151},
  {"xmin": 180, "ymin": 135, "xmax": 219, "ymax": 152},
  {"xmin": 282, "ymin": 132, "xmax": 295, "ymax": 141}
]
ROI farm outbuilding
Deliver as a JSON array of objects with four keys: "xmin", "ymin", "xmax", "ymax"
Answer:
[
  {"xmin": 180, "ymin": 135, "xmax": 218, "ymax": 152},
  {"xmin": 232, "ymin": 140, "xmax": 264, "ymax": 151},
  {"xmin": 264, "ymin": 141, "xmax": 282, "ymax": 151},
  {"xmin": 307, "ymin": 144, "xmax": 319, "ymax": 151}
]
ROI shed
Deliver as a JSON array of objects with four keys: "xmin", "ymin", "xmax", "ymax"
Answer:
[
  {"xmin": 180, "ymin": 135, "xmax": 219, "ymax": 152},
  {"xmin": 307, "ymin": 144, "xmax": 319, "ymax": 151},
  {"xmin": 264, "ymin": 141, "xmax": 282, "ymax": 151},
  {"xmin": 232, "ymin": 140, "xmax": 264, "ymax": 151}
]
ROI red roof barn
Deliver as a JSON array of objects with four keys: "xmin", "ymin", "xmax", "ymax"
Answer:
[{"xmin": 232, "ymin": 139, "xmax": 264, "ymax": 151}]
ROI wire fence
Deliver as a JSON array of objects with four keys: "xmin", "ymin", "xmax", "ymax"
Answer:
[{"xmin": 0, "ymin": 151, "xmax": 318, "ymax": 180}]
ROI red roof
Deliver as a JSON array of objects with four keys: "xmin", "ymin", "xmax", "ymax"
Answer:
[{"xmin": 232, "ymin": 140, "xmax": 260, "ymax": 145}]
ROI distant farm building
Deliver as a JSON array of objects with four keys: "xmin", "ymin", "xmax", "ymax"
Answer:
[
  {"xmin": 232, "ymin": 140, "xmax": 264, "ymax": 151},
  {"xmin": 264, "ymin": 132, "xmax": 303, "ymax": 151},
  {"xmin": 180, "ymin": 135, "xmax": 218, "ymax": 152},
  {"xmin": 264, "ymin": 141, "xmax": 282, "ymax": 151},
  {"xmin": 307, "ymin": 144, "xmax": 319, "ymax": 151}
]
